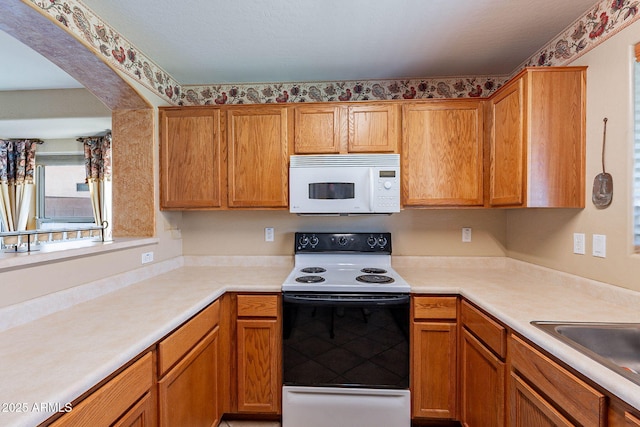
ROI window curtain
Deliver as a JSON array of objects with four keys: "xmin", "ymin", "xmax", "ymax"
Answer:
[
  {"xmin": 0, "ymin": 139, "xmax": 41, "ymax": 232},
  {"xmin": 79, "ymin": 133, "xmax": 112, "ymax": 241}
]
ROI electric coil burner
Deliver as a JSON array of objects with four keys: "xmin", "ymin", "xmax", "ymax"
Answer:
[
  {"xmin": 282, "ymin": 232, "xmax": 409, "ymax": 293},
  {"xmin": 356, "ymin": 274, "xmax": 395, "ymax": 284},
  {"xmin": 295, "ymin": 275, "xmax": 325, "ymax": 283}
]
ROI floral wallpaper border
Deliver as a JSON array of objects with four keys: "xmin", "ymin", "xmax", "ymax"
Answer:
[
  {"xmin": 180, "ymin": 77, "xmax": 506, "ymax": 106},
  {"xmin": 27, "ymin": 0, "xmax": 640, "ymax": 106},
  {"xmin": 521, "ymin": 0, "xmax": 639, "ymax": 69},
  {"xmin": 28, "ymin": 0, "xmax": 182, "ymax": 104}
]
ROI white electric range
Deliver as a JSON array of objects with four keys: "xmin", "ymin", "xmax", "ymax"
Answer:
[{"xmin": 281, "ymin": 232, "xmax": 411, "ymax": 427}]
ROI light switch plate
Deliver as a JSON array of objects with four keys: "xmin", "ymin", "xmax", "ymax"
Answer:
[
  {"xmin": 592, "ymin": 234, "xmax": 606, "ymax": 258},
  {"xmin": 265, "ymin": 227, "xmax": 275, "ymax": 242},
  {"xmin": 462, "ymin": 227, "xmax": 472, "ymax": 243},
  {"xmin": 573, "ymin": 233, "xmax": 585, "ymax": 255}
]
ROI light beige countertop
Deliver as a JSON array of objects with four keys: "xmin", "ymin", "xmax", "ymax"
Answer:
[{"xmin": 1, "ymin": 255, "xmax": 640, "ymax": 426}]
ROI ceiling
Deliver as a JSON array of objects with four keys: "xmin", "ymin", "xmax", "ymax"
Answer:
[
  {"xmin": 79, "ymin": 0, "xmax": 599, "ymax": 84},
  {"xmin": 0, "ymin": 29, "xmax": 82, "ymax": 91},
  {"xmin": 1, "ymin": 0, "xmax": 600, "ymax": 91}
]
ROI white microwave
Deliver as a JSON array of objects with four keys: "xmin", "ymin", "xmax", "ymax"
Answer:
[{"xmin": 289, "ymin": 154, "xmax": 401, "ymax": 215}]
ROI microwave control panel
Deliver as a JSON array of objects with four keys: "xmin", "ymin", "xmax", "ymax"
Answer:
[{"xmin": 374, "ymin": 168, "xmax": 400, "ymax": 211}]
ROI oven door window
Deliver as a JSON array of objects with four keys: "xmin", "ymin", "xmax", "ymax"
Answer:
[
  {"xmin": 283, "ymin": 299, "xmax": 409, "ymax": 389},
  {"xmin": 308, "ymin": 182, "xmax": 355, "ymax": 200}
]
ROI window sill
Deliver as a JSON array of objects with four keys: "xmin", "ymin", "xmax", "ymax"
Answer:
[{"xmin": 0, "ymin": 237, "xmax": 159, "ymax": 273}]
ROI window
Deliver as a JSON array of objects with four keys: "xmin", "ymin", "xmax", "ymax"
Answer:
[{"xmin": 36, "ymin": 154, "xmax": 95, "ymax": 230}]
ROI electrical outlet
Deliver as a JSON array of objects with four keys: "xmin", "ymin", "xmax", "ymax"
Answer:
[
  {"xmin": 141, "ymin": 251, "xmax": 154, "ymax": 264},
  {"xmin": 265, "ymin": 227, "xmax": 275, "ymax": 242},
  {"xmin": 593, "ymin": 234, "xmax": 606, "ymax": 258},
  {"xmin": 573, "ymin": 233, "xmax": 585, "ymax": 255},
  {"xmin": 462, "ymin": 227, "xmax": 472, "ymax": 243}
]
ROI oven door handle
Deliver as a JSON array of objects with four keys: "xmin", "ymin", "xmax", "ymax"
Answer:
[{"xmin": 283, "ymin": 293, "xmax": 410, "ymax": 306}]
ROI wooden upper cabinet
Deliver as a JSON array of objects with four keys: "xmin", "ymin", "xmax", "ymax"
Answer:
[
  {"xmin": 402, "ymin": 100, "xmax": 484, "ymax": 206},
  {"xmin": 294, "ymin": 104, "xmax": 345, "ymax": 153},
  {"xmin": 489, "ymin": 67, "xmax": 586, "ymax": 207},
  {"xmin": 293, "ymin": 103, "xmax": 399, "ymax": 153},
  {"xmin": 348, "ymin": 104, "xmax": 399, "ymax": 152},
  {"xmin": 227, "ymin": 106, "xmax": 291, "ymax": 208},
  {"xmin": 489, "ymin": 79, "xmax": 525, "ymax": 207},
  {"xmin": 160, "ymin": 107, "xmax": 223, "ymax": 209}
]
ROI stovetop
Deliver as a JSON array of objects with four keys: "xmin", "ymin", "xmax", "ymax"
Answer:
[{"xmin": 282, "ymin": 233, "xmax": 410, "ymax": 293}]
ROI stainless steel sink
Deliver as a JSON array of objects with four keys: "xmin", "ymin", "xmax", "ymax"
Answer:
[{"xmin": 531, "ymin": 321, "xmax": 640, "ymax": 386}]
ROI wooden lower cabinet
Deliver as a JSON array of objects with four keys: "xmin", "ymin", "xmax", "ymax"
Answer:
[
  {"xmin": 509, "ymin": 334, "xmax": 605, "ymax": 427},
  {"xmin": 459, "ymin": 300, "xmax": 506, "ymax": 427},
  {"xmin": 158, "ymin": 328, "xmax": 219, "ymax": 427},
  {"xmin": 157, "ymin": 300, "xmax": 221, "ymax": 427},
  {"xmin": 412, "ymin": 321, "xmax": 457, "ymax": 418},
  {"xmin": 50, "ymin": 353, "xmax": 154, "ymax": 427},
  {"xmin": 626, "ymin": 412, "xmax": 640, "ymax": 427},
  {"xmin": 460, "ymin": 329, "xmax": 505, "ymax": 427},
  {"xmin": 411, "ymin": 296, "xmax": 458, "ymax": 419},
  {"xmin": 112, "ymin": 393, "xmax": 153, "ymax": 427},
  {"xmin": 510, "ymin": 372, "xmax": 574, "ymax": 427},
  {"xmin": 236, "ymin": 294, "xmax": 282, "ymax": 414}
]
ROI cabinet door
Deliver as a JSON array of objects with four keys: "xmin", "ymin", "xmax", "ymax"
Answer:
[
  {"xmin": 237, "ymin": 318, "xmax": 281, "ymax": 413},
  {"xmin": 510, "ymin": 373, "xmax": 575, "ymax": 427},
  {"xmin": 294, "ymin": 104, "xmax": 345, "ymax": 153},
  {"xmin": 489, "ymin": 78, "xmax": 525, "ymax": 207},
  {"xmin": 411, "ymin": 321, "xmax": 457, "ymax": 419},
  {"xmin": 460, "ymin": 329, "xmax": 505, "ymax": 427},
  {"xmin": 160, "ymin": 108, "xmax": 223, "ymax": 209},
  {"xmin": 527, "ymin": 68, "xmax": 585, "ymax": 207},
  {"xmin": 51, "ymin": 353, "xmax": 153, "ymax": 427},
  {"xmin": 158, "ymin": 328, "xmax": 219, "ymax": 427},
  {"xmin": 112, "ymin": 393, "xmax": 153, "ymax": 427},
  {"xmin": 227, "ymin": 107, "xmax": 290, "ymax": 207},
  {"xmin": 402, "ymin": 101, "xmax": 484, "ymax": 206},
  {"xmin": 509, "ymin": 334, "xmax": 605, "ymax": 427},
  {"xmin": 348, "ymin": 104, "xmax": 398, "ymax": 153}
]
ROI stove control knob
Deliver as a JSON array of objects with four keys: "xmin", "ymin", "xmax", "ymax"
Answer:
[
  {"xmin": 338, "ymin": 236, "xmax": 349, "ymax": 246},
  {"xmin": 367, "ymin": 236, "xmax": 377, "ymax": 248},
  {"xmin": 298, "ymin": 235, "xmax": 310, "ymax": 247},
  {"xmin": 309, "ymin": 235, "xmax": 319, "ymax": 247},
  {"xmin": 377, "ymin": 236, "xmax": 388, "ymax": 247}
]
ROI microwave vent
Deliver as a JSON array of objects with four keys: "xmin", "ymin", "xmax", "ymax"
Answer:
[{"xmin": 290, "ymin": 154, "xmax": 399, "ymax": 168}]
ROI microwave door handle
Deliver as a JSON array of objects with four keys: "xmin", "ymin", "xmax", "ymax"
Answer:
[{"xmin": 369, "ymin": 168, "xmax": 375, "ymax": 211}]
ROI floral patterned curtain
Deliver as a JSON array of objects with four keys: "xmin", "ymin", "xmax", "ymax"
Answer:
[
  {"xmin": 0, "ymin": 139, "xmax": 41, "ymax": 232},
  {"xmin": 79, "ymin": 133, "xmax": 112, "ymax": 241}
]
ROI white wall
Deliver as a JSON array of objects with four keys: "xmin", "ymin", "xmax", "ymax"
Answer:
[
  {"xmin": 0, "ymin": 80, "xmax": 183, "ymax": 309},
  {"xmin": 181, "ymin": 209, "xmax": 507, "ymax": 257},
  {"xmin": 507, "ymin": 19, "xmax": 640, "ymax": 292}
]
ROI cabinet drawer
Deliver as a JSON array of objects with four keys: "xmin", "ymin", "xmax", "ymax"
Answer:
[
  {"xmin": 51, "ymin": 352, "xmax": 153, "ymax": 427},
  {"xmin": 158, "ymin": 300, "xmax": 220, "ymax": 376},
  {"xmin": 461, "ymin": 300, "xmax": 506, "ymax": 358},
  {"xmin": 510, "ymin": 334, "xmax": 606, "ymax": 427},
  {"xmin": 413, "ymin": 296, "xmax": 457, "ymax": 320},
  {"xmin": 237, "ymin": 294, "xmax": 279, "ymax": 318},
  {"xmin": 626, "ymin": 412, "xmax": 640, "ymax": 426}
]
